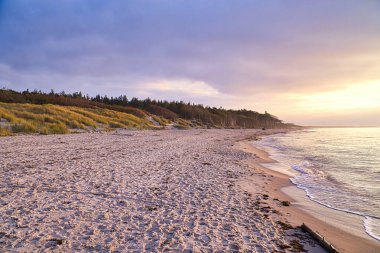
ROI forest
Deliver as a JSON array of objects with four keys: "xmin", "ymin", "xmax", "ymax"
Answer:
[{"xmin": 0, "ymin": 88, "xmax": 295, "ymax": 135}]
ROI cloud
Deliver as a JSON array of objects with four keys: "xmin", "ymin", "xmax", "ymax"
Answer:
[
  {"xmin": 141, "ymin": 79, "xmax": 220, "ymax": 97},
  {"xmin": 1, "ymin": 0, "xmax": 380, "ymax": 125}
]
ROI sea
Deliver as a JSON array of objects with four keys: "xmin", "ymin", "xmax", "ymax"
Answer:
[{"xmin": 255, "ymin": 128, "xmax": 380, "ymax": 242}]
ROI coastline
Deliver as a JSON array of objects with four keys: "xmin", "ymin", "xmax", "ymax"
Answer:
[
  {"xmin": 2, "ymin": 128, "xmax": 379, "ymax": 252},
  {"xmin": 236, "ymin": 133, "xmax": 380, "ymax": 253}
]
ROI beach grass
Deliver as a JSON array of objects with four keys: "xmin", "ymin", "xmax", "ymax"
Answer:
[
  {"xmin": 0, "ymin": 126, "xmax": 11, "ymax": 136},
  {"xmin": 174, "ymin": 118, "xmax": 195, "ymax": 129},
  {"xmin": 0, "ymin": 102, "xmax": 157, "ymax": 135},
  {"xmin": 152, "ymin": 115, "xmax": 171, "ymax": 126}
]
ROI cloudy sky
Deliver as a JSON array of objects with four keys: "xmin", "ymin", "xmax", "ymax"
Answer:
[{"xmin": 1, "ymin": 0, "xmax": 380, "ymax": 126}]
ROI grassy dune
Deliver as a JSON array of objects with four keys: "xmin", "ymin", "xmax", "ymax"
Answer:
[
  {"xmin": 1, "ymin": 89, "xmax": 291, "ymax": 131},
  {"xmin": 0, "ymin": 102, "xmax": 164, "ymax": 136}
]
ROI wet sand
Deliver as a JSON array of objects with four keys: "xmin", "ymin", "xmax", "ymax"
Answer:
[
  {"xmin": 0, "ymin": 129, "xmax": 325, "ymax": 252},
  {"xmin": 237, "ymin": 140, "xmax": 380, "ymax": 253}
]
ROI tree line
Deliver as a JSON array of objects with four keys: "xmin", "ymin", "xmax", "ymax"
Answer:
[{"xmin": 0, "ymin": 88, "xmax": 295, "ymax": 129}]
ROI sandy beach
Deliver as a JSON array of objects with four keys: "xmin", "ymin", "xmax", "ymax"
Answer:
[{"xmin": 0, "ymin": 129, "xmax": 375, "ymax": 252}]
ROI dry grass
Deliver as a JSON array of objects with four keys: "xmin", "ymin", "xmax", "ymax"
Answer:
[
  {"xmin": 0, "ymin": 102, "xmax": 157, "ymax": 135},
  {"xmin": 152, "ymin": 115, "xmax": 171, "ymax": 126},
  {"xmin": 174, "ymin": 118, "xmax": 200, "ymax": 129},
  {"xmin": 0, "ymin": 126, "xmax": 11, "ymax": 136}
]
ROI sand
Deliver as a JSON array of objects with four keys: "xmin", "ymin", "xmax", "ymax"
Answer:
[
  {"xmin": 237, "ymin": 140, "xmax": 380, "ymax": 253},
  {"xmin": 0, "ymin": 129, "xmax": 336, "ymax": 252}
]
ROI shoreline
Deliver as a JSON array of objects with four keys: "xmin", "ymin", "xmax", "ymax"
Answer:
[
  {"xmin": 1, "ymin": 128, "xmax": 379, "ymax": 252},
  {"xmin": 236, "ymin": 133, "xmax": 380, "ymax": 253}
]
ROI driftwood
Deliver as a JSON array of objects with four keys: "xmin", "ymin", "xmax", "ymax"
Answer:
[{"xmin": 301, "ymin": 223, "xmax": 339, "ymax": 253}]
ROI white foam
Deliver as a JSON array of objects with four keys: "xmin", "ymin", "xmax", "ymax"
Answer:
[
  {"xmin": 254, "ymin": 129, "xmax": 380, "ymax": 242},
  {"xmin": 364, "ymin": 216, "xmax": 380, "ymax": 242}
]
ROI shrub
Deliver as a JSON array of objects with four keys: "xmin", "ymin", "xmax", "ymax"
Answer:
[
  {"xmin": 10, "ymin": 118, "xmax": 39, "ymax": 133},
  {"xmin": 0, "ymin": 127, "xmax": 11, "ymax": 136},
  {"xmin": 109, "ymin": 122, "xmax": 125, "ymax": 128},
  {"xmin": 40, "ymin": 123, "xmax": 68, "ymax": 134},
  {"xmin": 152, "ymin": 115, "xmax": 170, "ymax": 126}
]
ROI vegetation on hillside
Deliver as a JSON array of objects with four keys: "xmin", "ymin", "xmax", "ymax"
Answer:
[
  {"xmin": 0, "ymin": 88, "xmax": 296, "ymax": 136},
  {"xmin": 0, "ymin": 102, "xmax": 159, "ymax": 135}
]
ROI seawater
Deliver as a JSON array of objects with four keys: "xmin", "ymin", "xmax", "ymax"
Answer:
[{"xmin": 255, "ymin": 128, "xmax": 380, "ymax": 241}]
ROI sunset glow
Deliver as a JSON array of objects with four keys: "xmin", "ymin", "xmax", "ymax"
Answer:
[
  {"xmin": 1, "ymin": 0, "xmax": 380, "ymax": 126},
  {"xmin": 286, "ymin": 81, "xmax": 380, "ymax": 112}
]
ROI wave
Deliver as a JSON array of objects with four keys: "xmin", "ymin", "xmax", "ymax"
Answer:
[
  {"xmin": 364, "ymin": 217, "xmax": 380, "ymax": 241},
  {"xmin": 255, "ymin": 128, "xmax": 380, "ymax": 242},
  {"xmin": 289, "ymin": 176, "xmax": 380, "ymax": 242}
]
